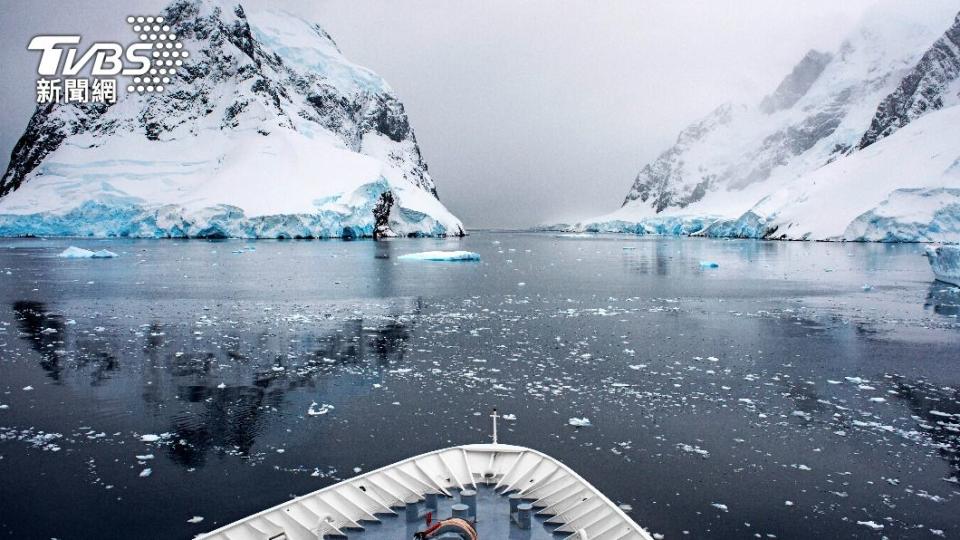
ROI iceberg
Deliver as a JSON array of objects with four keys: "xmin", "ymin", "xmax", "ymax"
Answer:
[
  {"xmin": 398, "ymin": 250, "xmax": 481, "ymax": 262},
  {"xmin": 58, "ymin": 246, "xmax": 118, "ymax": 259},
  {"xmin": 926, "ymin": 245, "xmax": 960, "ymax": 286}
]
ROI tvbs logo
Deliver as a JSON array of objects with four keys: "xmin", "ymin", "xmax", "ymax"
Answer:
[{"xmin": 29, "ymin": 15, "xmax": 187, "ymax": 105}]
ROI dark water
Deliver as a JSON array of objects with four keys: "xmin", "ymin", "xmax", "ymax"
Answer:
[{"xmin": 0, "ymin": 232, "xmax": 958, "ymax": 539}]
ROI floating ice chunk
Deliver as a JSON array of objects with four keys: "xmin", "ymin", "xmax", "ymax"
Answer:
[
  {"xmin": 844, "ymin": 377, "xmax": 865, "ymax": 384},
  {"xmin": 140, "ymin": 434, "xmax": 160, "ymax": 442},
  {"xmin": 187, "ymin": 516, "xmax": 204, "ymax": 524},
  {"xmin": 22, "ymin": 385, "xmax": 33, "ymax": 391},
  {"xmin": 861, "ymin": 284, "xmax": 873, "ymax": 291},
  {"xmin": 57, "ymin": 246, "xmax": 117, "ymax": 258},
  {"xmin": 677, "ymin": 443, "xmax": 709, "ymax": 458},
  {"xmin": 926, "ymin": 245, "xmax": 960, "ymax": 286},
  {"xmin": 398, "ymin": 250, "xmax": 481, "ymax": 262},
  {"xmin": 135, "ymin": 454, "xmax": 154, "ymax": 460},
  {"xmin": 58, "ymin": 246, "xmax": 95, "ymax": 258},
  {"xmin": 353, "ymin": 467, "xmax": 362, "ymax": 473},
  {"xmin": 308, "ymin": 402, "xmax": 334, "ymax": 416},
  {"xmin": 869, "ymin": 397, "xmax": 886, "ymax": 403},
  {"xmin": 216, "ymin": 383, "xmax": 226, "ymax": 389},
  {"xmin": 568, "ymin": 417, "xmax": 592, "ymax": 427},
  {"xmin": 139, "ymin": 468, "xmax": 153, "ymax": 478},
  {"xmin": 699, "ymin": 261, "xmax": 719, "ymax": 269},
  {"xmin": 784, "ymin": 500, "xmax": 794, "ymax": 506},
  {"xmin": 856, "ymin": 521, "xmax": 883, "ymax": 531},
  {"xmin": 711, "ymin": 503, "xmax": 729, "ymax": 512},
  {"xmin": 502, "ymin": 413, "xmax": 517, "ymax": 421}
]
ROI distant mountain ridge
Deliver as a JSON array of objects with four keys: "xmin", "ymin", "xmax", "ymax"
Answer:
[
  {"xmin": 0, "ymin": 0, "xmax": 463, "ymax": 238},
  {"xmin": 578, "ymin": 2, "xmax": 960, "ymax": 242}
]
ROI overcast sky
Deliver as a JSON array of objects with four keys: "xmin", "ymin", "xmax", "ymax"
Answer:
[{"xmin": 0, "ymin": 0, "xmax": 879, "ymax": 228}]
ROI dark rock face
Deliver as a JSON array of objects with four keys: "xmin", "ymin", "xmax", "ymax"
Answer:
[
  {"xmin": 372, "ymin": 190, "xmax": 395, "ymax": 239},
  {"xmin": 859, "ymin": 12, "xmax": 960, "ymax": 149},
  {"xmin": 0, "ymin": 102, "xmax": 108, "ymax": 197},
  {"xmin": 759, "ymin": 50, "xmax": 833, "ymax": 114},
  {"xmin": 622, "ymin": 104, "xmax": 734, "ymax": 210}
]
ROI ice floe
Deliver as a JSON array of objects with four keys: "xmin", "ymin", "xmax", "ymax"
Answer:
[
  {"xmin": 58, "ymin": 246, "xmax": 118, "ymax": 259},
  {"xmin": 397, "ymin": 250, "xmax": 481, "ymax": 262}
]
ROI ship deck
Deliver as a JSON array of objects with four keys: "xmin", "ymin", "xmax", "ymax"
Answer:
[{"xmin": 346, "ymin": 484, "xmax": 556, "ymax": 539}]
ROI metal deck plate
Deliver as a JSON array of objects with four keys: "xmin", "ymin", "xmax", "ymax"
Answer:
[{"xmin": 347, "ymin": 486, "xmax": 557, "ymax": 539}]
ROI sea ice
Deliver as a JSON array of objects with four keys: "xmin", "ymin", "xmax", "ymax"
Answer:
[
  {"xmin": 677, "ymin": 443, "xmax": 710, "ymax": 458},
  {"xmin": 308, "ymin": 402, "xmax": 334, "ymax": 416},
  {"xmin": 568, "ymin": 417, "xmax": 592, "ymax": 427},
  {"xmin": 57, "ymin": 246, "xmax": 118, "ymax": 258},
  {"xmin": 187, "ymin": 516, "xmax": 204, "ymax": 524},
  {"xmin": 397, "ymin": 250, "xmax": 481, "ymax": 262}
]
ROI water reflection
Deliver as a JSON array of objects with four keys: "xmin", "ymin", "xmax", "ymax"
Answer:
[
  {"xmin": 13, "ymin": 300, "xmax": 66, "ymax": 381},
  {"xmin": 923, "ymin": 282, "xmax": 960, "ymax": 317},
  {"xmin": 9, "ymin": 296, "xmax": 422, "ymax": 469},
  {"xmin": 890, "ymin": 375, "xmax": 960, "ymax": 475}
]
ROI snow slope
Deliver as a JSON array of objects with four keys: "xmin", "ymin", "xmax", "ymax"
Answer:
[
  {"xmin": 0, "ymin": 0, "xmax": 464, "ymax": 239},
  {"xmin": 702, "ymin": 105, "xmax": 960, "ymax": 242},
  {"xmin": 576, "ymin": 2, "xmax": 960, "ymax": 242}
]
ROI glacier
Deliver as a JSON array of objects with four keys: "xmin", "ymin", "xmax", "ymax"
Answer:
[
  {"xmin": 0, "ymin": 0, "xmax": 463, "ymax": 239},
  {"xmin": 572, "ymin": 3, "xmax": 960, "ymax": 243}
]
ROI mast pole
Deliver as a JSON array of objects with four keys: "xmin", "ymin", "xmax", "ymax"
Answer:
[{"xmin": 491, "ymin": 408, "xmax": 499, "ymax": 444}]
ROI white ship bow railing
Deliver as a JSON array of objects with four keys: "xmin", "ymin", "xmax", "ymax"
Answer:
[{"xmin": 198, "ymin": 442, "xmax": 653, "ymax": 540}]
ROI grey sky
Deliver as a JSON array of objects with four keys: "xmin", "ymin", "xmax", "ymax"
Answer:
[{"xmin": 0, "ymin": 0, "xmax": 878, "ymax": 228}]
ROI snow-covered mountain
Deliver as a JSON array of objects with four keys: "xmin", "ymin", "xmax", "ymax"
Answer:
[
  {"xmin": 578, "ymin": 2, "xmax": 960, "ymax": 242},
  {"xmin": 0, "ymin": 0, "xmax": 464, "ymax": 239}
]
